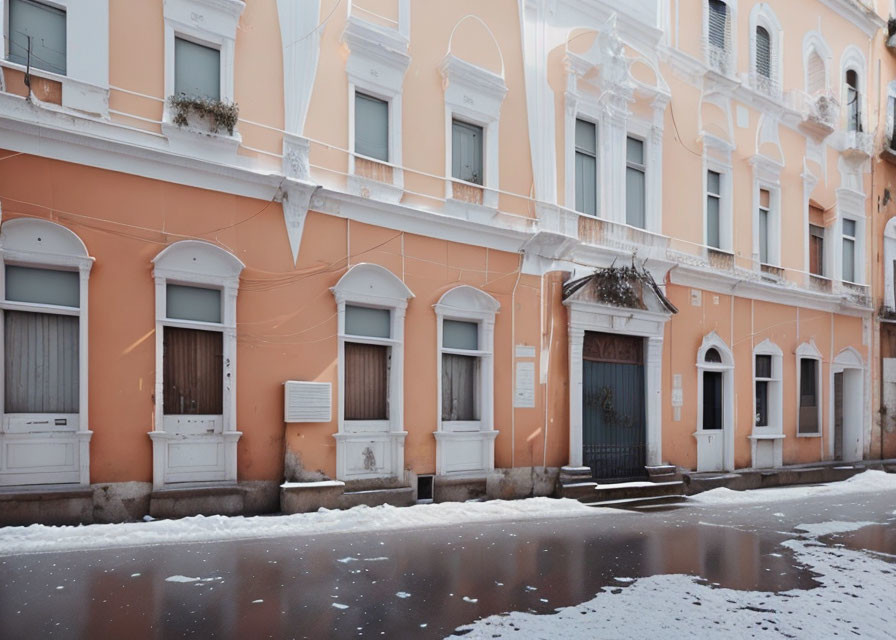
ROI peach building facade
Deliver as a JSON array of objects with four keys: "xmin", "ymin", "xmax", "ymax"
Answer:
[{"xmin": 0, "ymin": 0, "xmax": 890, "ymax": 523}]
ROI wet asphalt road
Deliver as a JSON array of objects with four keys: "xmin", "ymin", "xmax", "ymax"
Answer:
[{"xmin": 0, "ymin": 489, "xmax": 894, "ymax": 639}]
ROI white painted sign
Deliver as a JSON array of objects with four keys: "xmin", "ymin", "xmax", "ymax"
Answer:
[
  {"xmin": 514, "ymin": 361, "xmax": 536, "ymax": 408},
  {"xmin": 515, "ymin": 345, "xmax": 536, "ymax": 358}
]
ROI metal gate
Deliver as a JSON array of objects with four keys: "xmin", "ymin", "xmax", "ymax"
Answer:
[{"xmin": 582, "ymin": 332, "xmax": 646, "ymax": 480}]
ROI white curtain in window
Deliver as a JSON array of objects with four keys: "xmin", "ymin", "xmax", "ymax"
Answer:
[{"xmin": 4, "ymin": 310, "xmax": 78, "ymax": 413}]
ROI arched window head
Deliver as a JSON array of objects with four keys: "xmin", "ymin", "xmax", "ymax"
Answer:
[
  {"xmin": 755, "ymin": 26, "xmax": 771, "ymax": 78},
  {"xmin": 807, "ymin": 50, "xmax": 825, "ymax": 94},
  {"xmin": 705, "ymin": 347, "xmax": 722, "ymax": 363}
]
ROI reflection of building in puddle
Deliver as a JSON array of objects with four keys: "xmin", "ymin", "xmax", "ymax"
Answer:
[{"xmin": 823, "ymin": 524, "xmax": 896, "ymax": 559}]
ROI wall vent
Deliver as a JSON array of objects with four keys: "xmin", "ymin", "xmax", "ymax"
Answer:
[{"xmin": 284, "ymin": 381, "xmax": 331, "ymax": 423}]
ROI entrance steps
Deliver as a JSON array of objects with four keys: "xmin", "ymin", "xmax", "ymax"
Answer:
[{"xmin": 556, "ymin": 465, "xmax": 686, "ymax": 504}]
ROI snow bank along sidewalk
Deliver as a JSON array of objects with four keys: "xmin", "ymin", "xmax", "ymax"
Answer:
[
  {"xmin": 689, "ymin": 469, "xmax": 896, "ymax": 506},
  {"xmin": 451, "ymin": 516, "xmax": 896, "ymax": 639},
  {"xmin": 0, "ymin": 497, "xmax": 599, "ymax": 557}
]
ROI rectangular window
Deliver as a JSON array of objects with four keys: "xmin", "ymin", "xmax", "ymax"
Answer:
[
  {"xmin": 755, "ymin": 354, "xmax": 771, "ymax": 427},
  {"xmin": 809, "ymin": 224, "xmax": 825, "ymax": 276},
  {"xmin": 355, "ymin": 92, "xmax": 389, "ymax": 162},
  {"xmin": 166, "ymin": 284, "xmax": 221, "ymax": 324},
  {"xmin": 842, "ymin": 218, "xmax": 856, "ymax": 282},
  {"xmin": 702, "ymin": 371, "xmax": 723, "ymax": 430},
  {"xmin": 5, "ymin": 265, "xmax": 79, "ymax": 307},
  {"xmin": 452, "ymin": 120, "xmax": 483, "ymax": 185},
  {"xmin": 344, "ymin": 342, "xmax": 388, "ymax": 420},
  {"xmin": 7, "ymin": 0, "xmax": 66, "ymax": 75},
  {"xmin": 4, "ymin": 310, "xmax": 78, "ymax": 413},
  {"xmin": 345, "ymin": 305, "xmax": 390, "ymax": 339},
  {"xmin": 758, "ymin": 188, "xmax": 770, "ymax": 265},
  {"xmin": 575, "ymin": 119, "xmax": 597, "ymax": 216},
  {"xmin": 708, "ymin": 0, "xmax": 728, "ymax": 50},
  {"xmin": 625, "ymin": 136, "xmax": 646, "ymax": 228},
  {"xmin": 706, "ymin": 170, "xmax": 721, "ymax": 249},
  {"xmin": 174, "ymin": 37, "xmax": 220, "ymax": 100},
  {"xmin": 798, "ymin": 358, "xmax": 819, "ymax": 434},
  {"xmin": 162, "ymin": 326, "xmax": 223, "ymax": 415},
  {"xmin": 441, "ymin": 319, "xmax": 480, "ymax": 423}
]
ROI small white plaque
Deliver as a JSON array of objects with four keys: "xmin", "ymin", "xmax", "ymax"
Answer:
[
  {"xmin": 284, "ymin": 381, "xmax": 332, "ymax": 423},
  {"xmin": 515, "ymin": 345, "xmax": 536, "ymax": 358},
  {"xmin": 514, "ymin": 361, "xmax": 536, "ymax": 408}
]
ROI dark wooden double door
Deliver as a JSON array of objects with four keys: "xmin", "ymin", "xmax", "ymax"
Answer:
[{"xmin": 582, "ymin": 331, "xmax": 646, "ymax": 480}]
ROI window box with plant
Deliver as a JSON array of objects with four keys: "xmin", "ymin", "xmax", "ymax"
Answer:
[{"xmin": 167, "ymin": 93, "xmax": 239, "ymax": 137}]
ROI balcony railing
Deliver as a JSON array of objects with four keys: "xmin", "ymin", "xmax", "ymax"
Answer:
[
  {"xmin": 706, "ymin": 44, "xmax": 734, "ymax": 77},
  {"xmin": 748, "ymin": 71, "xmax": 781, "ymax": 100},
  {"xmin": 789, "ymin": 90, "xmax": 839, "ymax": 140}
]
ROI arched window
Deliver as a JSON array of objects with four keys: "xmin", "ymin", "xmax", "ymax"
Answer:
[
  {"xmin": 0, "ymin": 219, "xmax": 93, "ymax": 487},
  {"xmin": 705, "ymin": 347, "xmax": 722, "ymax": 363},
  {"xmin": 846, "ymin": 69, "xmax": 862, "ymax": 132},
  {"xmin": 706, "ymin": 0, "xmax": 734, "ymax": 75},
  {"xmin": 807, "ymin": 50, "xmax": 825, "ymax": 95},
  {"xmin": 150, "ymin": 240, "xmax": 244, "ymax": 488},
  {"xmin": 695, "ymin": 332, "xmax": 735, "ymax": 472},
  {"xmin": 755, "ymin": 26, "xmax": 771, "ymax": 79}
]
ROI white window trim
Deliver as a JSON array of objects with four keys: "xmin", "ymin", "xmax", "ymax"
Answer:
[
  {"xmin": 332, "ymin": 263, "xmax": 413, "ymax": 481},
  {"xmin": 802, "ymin": 31, "xmax": 832, "ymax": 95},
  {"xmin": 752, "ymin": 339, "xmax": 783, "ymax": 435},
  {"xmin": 568, "ymin": 112, "xmax": 599, "ymax": 217},
  {"xmin": 694, "ymin": 331, "xmax": 735, "ymax": 472},
  {"xmin": 0, "ymin": 218, "xmax": 93, "ymax": 486},
  {"xmin": 795, "ymin": 340, "xmax": 823, "ymax": 438},
  {"xmin": 747, "ymin": 3, "xmax": 782, "ymax": 98},
  {"xmin": 703, "ymin": 139, "xmax": 734, "ymax": 253},
  {"xmin": 623, "ymin": 129, "xmax": 652, "ymax": 230},
  {"xmin": 342, "ymin": 13, "xmax": 410, "ymax": 198},
  {"xmin": 149, "ymin": 240, "xmax": 244, "ymax": 489},
  {"xmin": 840, "ymin": 45, "xmax": 866, "ymax": 132},
  {"xmin": 0, "ymin": 0, "xmax": 109, "ymax": 115},
  {"xmin": 750, "ymin": 155, "xmax": 783, "ymax": 268},
  {"xmin": 440, "ymin": 53, "xmax": 507, "ymax": 210},
  {"xmin": 703, "ymin": 0, "xmax": 738, "ymax": 76},
  {"xmin": 433, "ymin": 285, "xmax": 499, "ymax": 476},
  {"xmin": 883, "ymin": 217, "xmax": 896, "ymax": 311}
]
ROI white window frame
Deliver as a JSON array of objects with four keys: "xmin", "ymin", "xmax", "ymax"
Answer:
[
  {"xmin": 748, "ymin": 3, "xmax": 782, "ymax": 98},
  {"xmin": 749, "ymin": 155, "xmax": 782, "ymax": 269},
  {"xmin": 703, "ymin": 141, "xmax": 733, "ymax": 253},
  {"xmin": 694, "ymin": 331, "xmax": 735, "ymax": 472},
  {"xmin": 332, "ymin": 263, "xmax": 413, "ymax": 481},
  {"xmin": 841, "ymin": 216, "xmax": 859, "ymax": 284},
  {"xmin": 802, "ymin": 32, "xmax": 831, "ymax": 96},
  {"xmin": 0, "ymin": 218, "xmax": 93, "ymax": 486},
  {"xmin": 572, "ymin": 115, "xmax": 599, "ymax": 216},
  {"xmin": 343, "ymin": 12, "xmax": 409, "ymax": 195},
  {"xmin": 162, "ymin": 0, "xmax": 243, "ymax": 125},
  {"xmin": 752, "ymin": 340, "xmax": 782, "ymax": 435},
  {"xmin": 840, "ymin": 46, "xmax": 866, "ymax": 133},
  {"xmin": 884, "ymin": 217, "xmax": 896, "ymax": 311},
  {"xmin": 434, "ymin": 285, "xmax": 499, "ymax": 476},
  {"xmin": 149, "ymin": 240, "xmax": 244, "ymax": 489},
  {"xmin": 625, "ymin": 133, "xmax": 647, "ymax": 229},
  {"xmin": 440, "ymin": 53, "xmax": 507, "ymax": 210},
  {"xmin": 703, "ymin": 0, "xmax": 737, "ymax": 76},
  {"xmin": 0, "ymin": 0, "xmax": 109, "ymax": 115},
  {"xmin": 796, "ymin": 340, "xmax": 823, "ymax": 438}
]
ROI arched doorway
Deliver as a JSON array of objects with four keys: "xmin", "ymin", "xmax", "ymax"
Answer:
[
  {"xmin": 694, "ymin": 332, "xmax": 735, "ymax": 472},
  {"xmin": 832, "ymin": 347, "xmax": 865, "ymax": 462}
]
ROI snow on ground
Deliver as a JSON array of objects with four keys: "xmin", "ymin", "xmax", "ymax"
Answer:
[
  {"xmin": 449, "ymin": 520, "xmax": 896, "ymax": 639},
  {"xmin": 689, "ymin": 469, "xmax": 896, "ymax": 506},
  {"xmin": 0, "ymin": 496, "xmax": 600, "ymax": 557}
]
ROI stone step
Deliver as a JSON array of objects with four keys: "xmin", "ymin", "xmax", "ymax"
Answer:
[
  {"xmin": 339, "ymin": 486, "xmax": 415, "ymax": 509},
  {"xmin": 562, "ymin": 480, "xmax": 685, "ymax": 503},
  {"xmin": 645, "ymin": 465, "xmax": 682, "ymax": 483},
  {"xmin": 584, "ymin": 494, "xmax": 688, "ymax": 510}
]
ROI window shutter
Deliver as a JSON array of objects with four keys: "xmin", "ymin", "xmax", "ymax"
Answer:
[
  {"xmin": 174, "ymin": 37, "xmax": 221, "ymax": 100},
  {"xmin": 4, "ymin": 311, "xmax": 78, "ymax": 413},
  {"xmin": 807, "ymin": 51, "xmax": 825, "ymax": 94},
  {"xmin": 7, "ymin": 0, "xmax": 67, "ymax": 75},
  {"xmin": 344, "ymin": 342, "xmax": 388, "ymax": 420},
  {"xmin": 442, "ymin": 354, "xmax": 477, "ymax": 421},
  {"xmin": 452, "ymin": 120, "xmax": 483, "ymax": 185},
  {"xmin": 755, "ymin": 26, "xmax": 771, "ymax": 79},
  {"xmin": 708, "ymin": 0, "xmax": 728, "ymax": 50},
  {"xmin": 163, "ymin": 327, "xmax": 223, "ymax": 415},
  {"xmin": 574, "ymin": 119, "xmax": 597, "ymax": 216},
  {"xmin": 355, "ymin": 93, "xmax": 389, "ymax": 162}
]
